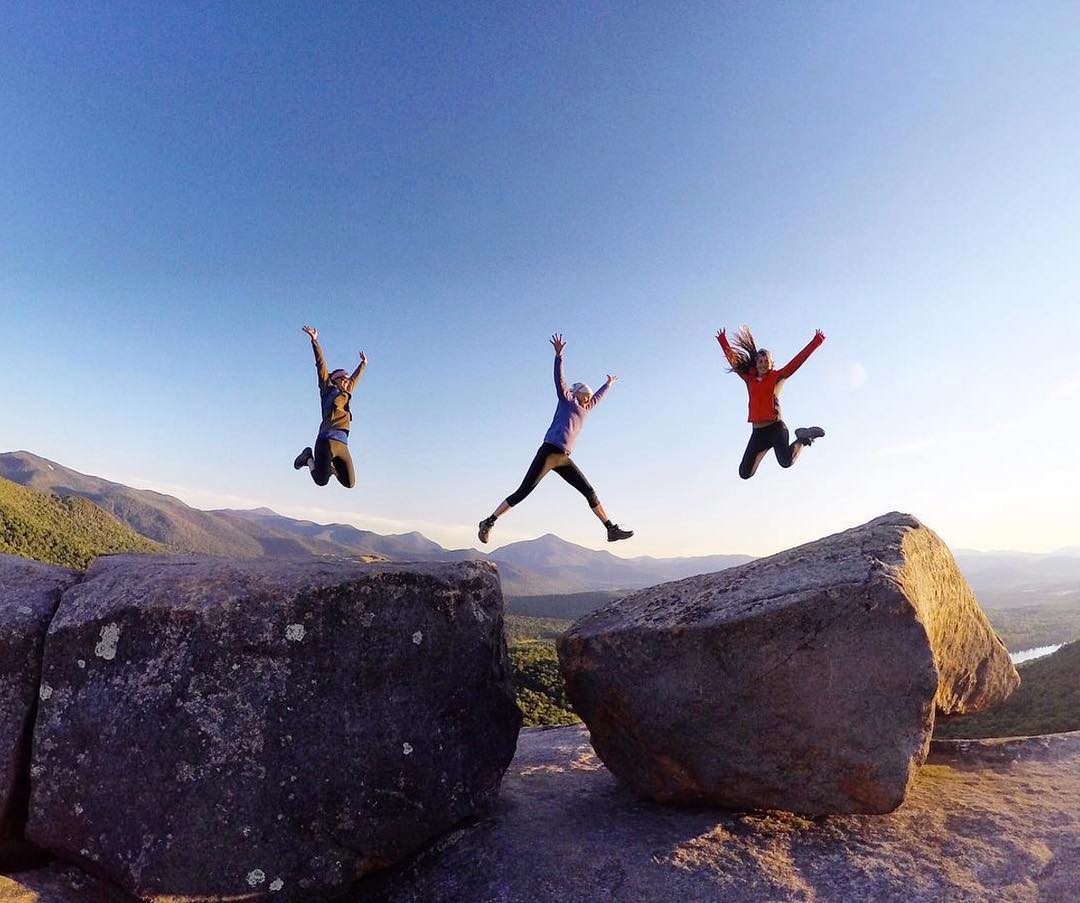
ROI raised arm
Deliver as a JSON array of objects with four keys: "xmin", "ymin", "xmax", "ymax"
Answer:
[
  {"xmin": 551, "ymin": 333, "xmax": 571, "ymax": 400},
  {"xmin": 776, "ymin": 329, "xmax": 826, "ymax": 379},
  {"xmin": 716, "ymin": 328, "xmax": 750, "ymax": 382},
  {"xmin": 586, "ymin": 374, "xmax": 616, "ymax": 409},
  {"xmin": 303, "ymin": 326, "xmax": 329, "ymax": 388},
  {"xmin": 348, "ymin": 351, "xmax": 367, "ymax": 392}
]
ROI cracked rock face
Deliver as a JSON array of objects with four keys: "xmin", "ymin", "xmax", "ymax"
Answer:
[
  {"xmin": 26, "ymin": 555, "xmax": 521, "ymax": 901},
  {"xmin": 557, "ymin": 513, "xmax": 1018, "ymax": 815},
  {"xmin": 0, "ymin": 555, "xmax": 80, "ymax": 864}
]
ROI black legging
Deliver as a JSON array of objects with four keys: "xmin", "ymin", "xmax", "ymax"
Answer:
[
  {"xmin": 313, "ymin": 437, "xmax": 356, "ymax": 488},
  {"xmin": 738, "ymin": 421, "xmax": 799, "ymax": 479},
  {"xmin": 506, "ymin": 443, "xmax": 600, "ymax": 509}
]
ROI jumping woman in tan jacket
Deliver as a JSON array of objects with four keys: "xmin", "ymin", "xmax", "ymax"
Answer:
[{"xmin": 293, "ymin": 326, "xmax": 366, "ymax": 488}]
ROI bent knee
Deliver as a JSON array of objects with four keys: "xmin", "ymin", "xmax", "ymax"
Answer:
[
  {"xmin": 313, "ymin": 474, "xmax": 331, "ymax": 486},
  {"xmin": 738, "ymin": 467, "xmax": 753, "ymax": 480}
]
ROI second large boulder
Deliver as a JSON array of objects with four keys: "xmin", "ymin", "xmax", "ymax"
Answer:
[
  {"xmin": 557, "ymin": 513, "xmax": 1018, "ymax": 815},
  {"xmin": 27, "ymin": 555, "xmax": 521, "ymax": 901}
]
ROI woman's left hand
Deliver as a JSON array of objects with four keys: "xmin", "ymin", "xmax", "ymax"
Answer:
[
  {"xmin": 815, "ymin": 329, "xmax": 826, "ymax": 341},
  {"xmin": 606, "ymin": 374, "xmax": 618, "ymax": 385}
]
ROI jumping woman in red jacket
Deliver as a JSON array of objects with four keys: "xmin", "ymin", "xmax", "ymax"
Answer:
[{"xmin": 716, "ymin": 326, "xmax": 826, "ymax": 479}]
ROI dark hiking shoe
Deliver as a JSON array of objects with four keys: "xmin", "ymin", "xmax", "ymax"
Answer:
[
  {"xmin": 795, "ymin": 427, "xmax": 826, "ymax": 446},
  {"xmin": 478, "ymin": 516, "xmax": 497, "ymax": 544},
  {"xmin": 293, "ymin": 447, "xmax": 313, "ymax": 469},
  {"xmin": 606, "ymin": 523, "xmax": 634, "ymax": 542}
]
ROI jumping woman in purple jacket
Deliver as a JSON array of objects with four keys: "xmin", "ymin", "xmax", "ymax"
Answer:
[{"xmin": 478, "ymin": 334, "xmax": 633, "ymax": 545}]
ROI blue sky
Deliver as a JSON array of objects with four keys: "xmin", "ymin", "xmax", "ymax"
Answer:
[{"xmin": 3, "ymin": 2, "xmax": 1079, "ymax": 557}]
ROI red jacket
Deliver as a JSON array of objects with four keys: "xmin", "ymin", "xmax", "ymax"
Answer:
[{"xmin": 718, "ymin": 333, "xmax": 824, "ymax": 423}]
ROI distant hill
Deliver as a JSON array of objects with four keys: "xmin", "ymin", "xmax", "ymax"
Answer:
[
  {"xmin": 0, "ymin": 452, "xmax": 465, "ymax": 564},
  {"xmin": 0, "ymin": 451, "xmax": 265, "ymax": 557},
  {"xmin": 213, "ymin": 507, "xmax": 458, "ymax": 561},
  {"xmin": 0, "ymin": 452, "xmax": 754, "ymax": 595},
  {"xmin": 504, "ymin": 614, "xmax": 571, "ymax": 645},
  {"xmin": 491, "ymin": 533, "xmax": 753, "ymax": 594},
  {"xmin": 14, "ymin": 449, "xmax": 1073, "ymax": 603},
  {"xmin": 934, "ymin": 640, "xmax": 1080, "ymax": 739},
  {"xmin": 0, "ymin": 476, "xmax": 160, "ymax": 570},
  {"xmin": 180, "ymin": 510, "xmax": 576, "ymax": 594},
  {"xmin": 506, "ymin": 591, "xmax": 622, "ymax": 620},
  {"xmin": 953, "ymin": 549, "xmax": 1080, "ymax": 609},
  {"xmin": 983, "ymin": 603, "xmax": 1080, "ymax": 652}
]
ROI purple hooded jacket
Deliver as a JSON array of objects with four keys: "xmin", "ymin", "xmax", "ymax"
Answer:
[{"xmin": 542, "ymin": 354, "xmax": 609, "ymax": 454}]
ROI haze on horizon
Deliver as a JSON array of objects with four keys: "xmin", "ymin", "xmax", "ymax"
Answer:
[{"xmin": 3, "ymin": 3, "xmax": 1078, "ymax": 559}]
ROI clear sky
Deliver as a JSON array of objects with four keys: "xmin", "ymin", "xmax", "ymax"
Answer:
[{"xmin": 3, "ymin": 2, "xmax": 1079, "ymax": 558}]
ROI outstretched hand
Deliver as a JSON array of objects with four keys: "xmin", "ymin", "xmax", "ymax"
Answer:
[
  {"xmin": 302, "ymin": 326, "xmax": 318, "ymax": 341},
  {"xmin": 715, "ymin": 328, "xmax": 727, "ymax": 344},
  {"xmin": 358, "ymin": 351, "xmax": 367, "ymax": 366},
  {"xmin": 815, "ymin": 328, "xmax": 826, "ymax": 341},
  {"xmin": 550, "ymin": 333, "xmax": 566, "ymax": 355},
  {"xmin": 606, "ymin": 374, "xmax": 618, "ymax": 386}
]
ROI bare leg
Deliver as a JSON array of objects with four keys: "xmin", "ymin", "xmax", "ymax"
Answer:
[
  {"xmin": 783, "ymin": 427, "xmax": 825, "ymax": 467},
  {"xmin": 547, "ymin": 458, "xmax": 627, "ymax": 537},
  {"xmin": 490, "ymin": 499, "xmax": 511, "ymax": 520}
]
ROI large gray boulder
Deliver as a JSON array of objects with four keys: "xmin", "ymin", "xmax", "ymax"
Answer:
[
  {"xmin": 0, "ymin": 555, "xmax": 79, "ymax": 864},
  {"xmin": 557, "ymin": 513, "xmax": 1019, "ymax": 815},
  {"xmin": 27, "ymin": 555, "xmax": 521, "ymax": 901}
]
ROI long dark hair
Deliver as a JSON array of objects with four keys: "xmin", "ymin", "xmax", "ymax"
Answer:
[{"xmin": 724, "ymin": 325, "xmax": 773, "ymax": 375}]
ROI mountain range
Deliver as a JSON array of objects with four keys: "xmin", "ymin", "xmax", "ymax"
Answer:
[
  {"xmin": 0, "ymin": 474, "xmax": 160, "ymax": 569},
  {"xmin": 951, "ymin": 547, "xmax": 1080, "ymax": 610},
  {"xmin": 2, "ymin": 450, "xmax": 1076, "ymax": 601},
  {"xmin": 0, "ymin": 451, "xmax": 751, "ymax": 595}
]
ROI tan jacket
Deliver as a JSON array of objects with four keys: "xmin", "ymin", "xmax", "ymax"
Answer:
[{"xmin": 312, "ymin": 339, "xmax": 365, "ymax": 435}]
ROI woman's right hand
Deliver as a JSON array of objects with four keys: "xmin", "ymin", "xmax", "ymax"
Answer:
[
  {"xmin": 303, "ymin": 326, "xmax": 318, "ymax": 341},
  {"xmin": 550, "ymin": 333, "xmax": 566, "ymax": 355},
  {"xmin": 715, "ymin": 328, "xmax": 726, "ymax": 344}
]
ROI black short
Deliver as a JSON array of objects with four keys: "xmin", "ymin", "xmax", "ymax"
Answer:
[
  {"xmin": 739, "ymin": 421, "xmax": 795, "ymax": 478},
  {"xmin": 312, "ymin": 437, "xmax": 355, "ymax": 488}
]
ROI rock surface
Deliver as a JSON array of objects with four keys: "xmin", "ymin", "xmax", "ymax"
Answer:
[
  {"xmin": 6, "ymin": 727, "xmax": 1078, "ymax": 902},
  {"xmin": 26, "ymin": 555, "xmax": 521, "ymax": 901},
  {"xmin": 0, "ymin": 555, "xmax": 79, "ymax": 864},
  {"xmin": 358, "ymin": 724, "xmax": 1080, "ymax": 903},
  {"xmin": 558, "ymin": 513, "xmax": 1018, "ymax": 814},
  {"xmin": 0, "ymin": 862, "xmax": 138, "ymax": 902}
]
